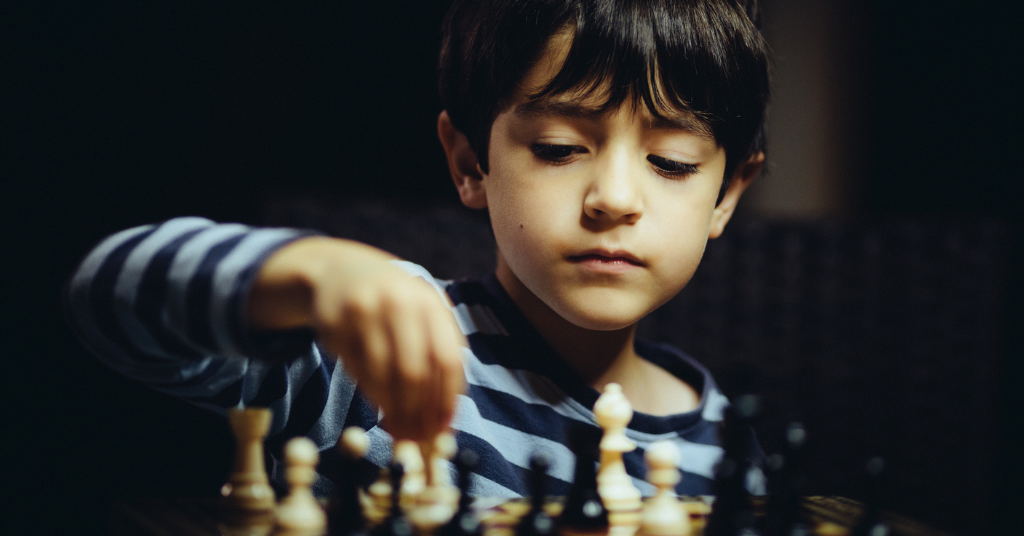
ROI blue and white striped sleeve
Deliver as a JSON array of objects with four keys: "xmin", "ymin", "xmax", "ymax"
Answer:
[{"xmin": 63, "ymin": 217, "xmax": 325, "ymax": 414}]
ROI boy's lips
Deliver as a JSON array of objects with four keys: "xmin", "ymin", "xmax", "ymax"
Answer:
[{"xmin": 567, "ymin": 249, "xmax": 646, "ymax": 269}]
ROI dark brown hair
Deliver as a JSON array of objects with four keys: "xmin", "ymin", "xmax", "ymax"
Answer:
[{"xmin": 439, "ymin": 0, "xmax": 770, "ymax": 190}]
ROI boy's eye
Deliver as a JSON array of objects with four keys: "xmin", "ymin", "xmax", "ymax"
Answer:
[
  {"xmin": 531, "ymin": 143, "xmax": 586, "ymax": 163},
  {"xmin": 647, "ymin": 155, "xmax": 699, "ymax": 177}
]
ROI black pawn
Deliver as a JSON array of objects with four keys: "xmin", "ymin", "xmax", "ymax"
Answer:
[
  {"xmin": 852, "ymin": 457, "xmax": 890, "ymax": 536},
  {"xmin": 517, "ymin": 454, "xmax": 555, "ymax": 536},
  {"xmin": 372, "ymin": 462, "xmax": 414, "ymax": 536},
  {"xmin": 328, "ymin": 453, "xmax": 369, "ymax": 536},
  {"xmin": 762, "ymin": 421, "xmax": 809, "ymax": 536},
  {"xmin": 557, "ymin": 435, "xmax": 608, "ymax": 532},
  {"xmin": 705, "ymin": 392, "xmax": 762, "ymax": 536},
  {"xmin": 438, "ymin": 449, "xmax": 483, "ymax": 536}
]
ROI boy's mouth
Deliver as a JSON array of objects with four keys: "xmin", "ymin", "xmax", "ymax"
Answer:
[{"xmin": 568, "ymin": 249, "xmax": 646, "ymax": 267}]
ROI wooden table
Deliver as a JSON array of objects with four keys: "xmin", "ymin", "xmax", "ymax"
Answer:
[{"xmin": 109, "ymin": 496, "xmax": 955, "ymax": 536}]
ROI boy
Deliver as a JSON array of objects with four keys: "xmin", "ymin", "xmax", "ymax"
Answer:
[{"xmin": 66, "ymin": 0, "xmax": 769, "ymax": 498}]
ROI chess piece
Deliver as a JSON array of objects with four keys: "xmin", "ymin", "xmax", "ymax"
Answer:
[
  {"xmin": 394, "ymin": 440, "xmax": 427, "ymax": 506},
  {"xmin": 437, "ymin": 449, "xmax": 482, "ymax": 536},
  {"xmin": 639, "ymin": 441, "xmax": 690, "ymax": 536},
  {"xmin": 329, "ymin": 427, "xmax": 370, "ymax": 536},
  {"xmin": 852, "ymin": 457, "xmax": 889, "ymax": 536},
  {"xmin": 704, "ymin": 393, "xmax": 761, "ymax": 536},
  {"xmin": 410, "ymin": 432, "xmax": 460, "ymax": 531},
  {"xmin": 368, "ymin": 440, "xmax": 425, "ymax": 516},
  {"xmin": 372, "ymin": 462, "xmax": 414, "ymax": 536},
  {"xmin": 222, "ymin": 407, "xmax": 276, "ymax": 512},
  {"xmin": 368, "ymin": 464, "xmax": 393, "ymax": 514},
  {"xmin": 762, "ymin": 421, "xmax": 809, "ymax": 536},
  {"xmin": 427, "ymin": 432, "xmax": 458, "ymax": 493},
  {"xmin": 558, "ymin": 431, "xmax": 609, "ymax": 535},
  {"xmin": 277, "ymin": 436, "xmax": 327, "ymax": 532},
  {"xmin": 516, "ymin": 453, "xmax": 555, "ymax": 536},
  {"xmin": 594, "ymin": 383, "xmax": 642, "ymax": 520}
]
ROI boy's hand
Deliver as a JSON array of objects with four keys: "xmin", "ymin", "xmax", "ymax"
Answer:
[{"xmin": 247, "ymin": 236, "xmax": 466, "ymax": 441}]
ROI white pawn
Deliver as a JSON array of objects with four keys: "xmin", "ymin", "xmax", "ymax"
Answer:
[
  {"xmin": 368, "ymin": 439, "xmax": 427, "ymax": 515},
  {"xmin": 222, "ymin": 407, "xmax": 276, "ymax": 512},
  {"xmin": 394, "ymin": 439, "xmax": 427, "ymax": 505},
  {"xmin": 420, "ymin": 432, "xmax": 459, "ymax": 510},
  {"xmin": 409, "ymin": 432, "xmax": 459, "ymax": 531},
  {"xmin": 368, "ymin": 462, "xmax": 393, "ymax": 515},
  {"xmin": 594, "ymin": 383, "xmax": 642, "ymax": 520},
  {"xmin": 640, "ymin": 441, "xmax": 691, "ymax": 536},
  {"xmin": 276, "ymin": 436, "xmax": 327, "ymax": 532},
  {"xmin": 339, "ymin": 426, "xmax": 370, "ymax": 459},
  {"xmin": 427, "ymin": 432, "xmax": 458, "ymax": 492}
]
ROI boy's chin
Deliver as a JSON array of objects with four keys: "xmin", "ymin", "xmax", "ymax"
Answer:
[
  {"xmin": 551, "ymin": 298, "xmax": 650, "ymax": 332},
  {"xmin": 568, "ymin": 316, "xmax": 638, "ymax": 332}
]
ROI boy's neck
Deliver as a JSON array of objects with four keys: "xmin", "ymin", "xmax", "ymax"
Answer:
[
  {"xmin": 494, "ymin": 256, "xmax": 701, "ymax": 416},
  {"xmin": 494, "ymin": 256, "xmax": 646, "ymax": 383}
]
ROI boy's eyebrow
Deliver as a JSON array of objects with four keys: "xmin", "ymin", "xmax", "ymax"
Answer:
[
  {"xmin": 648, "ymin": 114, "xmax": 715, "ymax": 140},
  {"xmin": 513, "ymin": 99, "xmax": 714, "ymax": 139},
  {"xmin": 514, "ymin": 100, "xmax": 606, "ymax": 121}
]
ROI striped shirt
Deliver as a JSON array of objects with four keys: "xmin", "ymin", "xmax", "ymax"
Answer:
[{"xmin": 65, "ymin": 217, "xmax": 758, "ymax": 498}]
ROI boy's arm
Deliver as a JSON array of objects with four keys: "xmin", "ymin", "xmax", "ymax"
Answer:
[
  {"xmin": 246, "ymin": 236, "xmax": 466, "ymax": 440},
  {"xmin": 64, "ymin": 217, "xmax": 318, "ymax": 374},
  {"xmin": 65, "ymin": 217, "xmax": 464, "ymax": 441}
]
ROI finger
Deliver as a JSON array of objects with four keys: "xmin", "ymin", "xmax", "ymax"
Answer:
[
  {"xmin": 422, "ymin": 356, "xmax": 447, "ymax": 438},
  {"xmin": 331, "ymin": 296, "xmax": 392, "ymax": 417},
  {"xmin": 350, "ymin": 306, "xmax": 392, "ymax": 386},
  {"xmin": 428, "ymin": 309, "xmax": 465, "ymax": 430},
  {"xmin": 386, "ymin": 297, "xmax": 430, "ymax": 440}
]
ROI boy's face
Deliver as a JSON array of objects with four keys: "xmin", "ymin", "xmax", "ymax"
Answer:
[{"xmin": 448, "ymin": 35, "xmax": 752, "ymax": 332}]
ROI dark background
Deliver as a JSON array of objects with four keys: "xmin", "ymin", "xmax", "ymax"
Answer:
[{"xmin": 4, "ymin": 1, "xmax": 1021, "ymax": 534}]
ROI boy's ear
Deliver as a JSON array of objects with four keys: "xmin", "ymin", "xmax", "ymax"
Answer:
[
  {"xmin": 708, "ymin": 151, "xmax": 764, "ymax": 239},
  {"xmin": 438, "ymin": 111, "xmax": 487, "ymax": 209}
]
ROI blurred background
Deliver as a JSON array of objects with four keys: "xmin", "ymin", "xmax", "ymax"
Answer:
[{"xmin": 4, "ymin": 1, "xmax": 1021, "ymax": 534}]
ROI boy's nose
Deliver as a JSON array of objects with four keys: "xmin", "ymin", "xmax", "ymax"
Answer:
[{"xmin": 582, "ymin": 156, "xmax": 644, "ymax": 224}]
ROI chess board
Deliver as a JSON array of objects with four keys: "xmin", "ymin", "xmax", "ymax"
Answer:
[
  {"xmin": 469, "ymin": 496, "xmax": 709, "ymax": 536},
  {"xmin": 108, "ymin": 495, "xmax": 955, "ymax": 536},
  {"xmin": 473, "ymin": 497, "xmax": 954, "ymax": 536}
]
